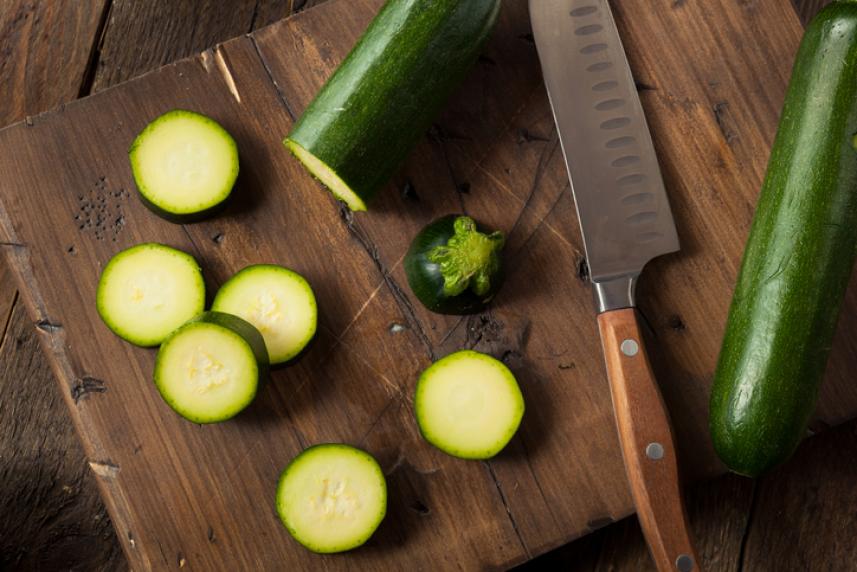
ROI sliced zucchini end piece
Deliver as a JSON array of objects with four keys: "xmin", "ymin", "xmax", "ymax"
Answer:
[
  {"xmin": 212, "ymin": 264, "xmax": 318, "ymax": 365},
  {"xmin": 130, "ymin": 109, "xmax": 239, "ymax": 218},
  {"xmin": 154, "ymin": 317, "xmax": 261, "ymax": 423},
  {"xmin": 96, "ymin": 243, "xmax": 205, "ymax": 347},
  {"xmin": 427, "ymin": 216, "xmax": 505, "ymax": 298},
  {"xmin": 284, "ymin": 139, "xmax": 368, "ymax": 212},
  {"xmin": 276, "ymin": 444, "xmax": 387, "ymax": 553},
  {"xmin": 415, "ymin": 349, "xmax": 525, "ymax": 460}
]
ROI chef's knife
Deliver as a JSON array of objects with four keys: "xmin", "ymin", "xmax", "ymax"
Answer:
[{"xmin": 529, "ymin": 1, "xmax": 699, "ymax": 571}]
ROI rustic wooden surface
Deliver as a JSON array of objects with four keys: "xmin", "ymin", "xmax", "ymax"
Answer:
[{"xmin": 1, "ymin": 0, "xmax": 855, "ymax": 571}]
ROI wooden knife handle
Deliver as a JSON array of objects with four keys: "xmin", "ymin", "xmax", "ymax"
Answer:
[{"xmin": 597, "ymin": 308, "xmax": 700, "ymax": 572}]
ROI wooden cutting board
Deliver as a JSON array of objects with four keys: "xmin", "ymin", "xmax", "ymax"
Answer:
[{"xmin": 0, "ymin": 0, "xmax": 849, "ymax": 569}]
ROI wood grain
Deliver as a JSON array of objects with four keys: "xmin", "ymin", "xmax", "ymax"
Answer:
[
  {"xmin": 597, "ymin": 308, "xmax": 697, "ymax": 571},
  {"xmin": 522, "ymin": 475, "xmax": 755, "ymax": 572},
  {"xmin": 794, "ymin": 0, "xmax": 832, "ymax": 24},
  {"xmin": 90, "ymin": 0, "xmax": 294, "ymax": 93},
  {"xmin": 0, "ymin": 0, "xmax": 109, "ymax": 123},
  {"xmin": 740, "ymin": 421, "xmax": 857, "ymax": 571},
  {"xmin": 0, "ymin": 1, "xmax": 118, "ymax": 569},
  {"xmin": 0, "ymin": 0, "xmax": 854, "ymax": 570},
  {"xmin": 0, "ymin": 301, "xmax": 123, "ymax": 570}
]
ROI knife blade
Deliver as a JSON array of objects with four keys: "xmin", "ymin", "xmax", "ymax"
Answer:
[
  {"xmin": 530, "ymin": 2, "xmax": 699, "ymax": 571},
  {"xmin": 530, "ymin": 0, "xmax": 678, "ymax": 311}
]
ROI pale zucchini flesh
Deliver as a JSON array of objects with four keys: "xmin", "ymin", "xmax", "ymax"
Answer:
[
  {"xmin": 277, "ymin": 444, "xmax": 387, "ymax": 553},
  {"xmin": 96, "ymin": 243, "xmax": 205, "ymax": 347},
  {"xmin": 130, "ymin": 109, "xmax": 238, "ymax": 218},
  {"xmin": 212, "ymin": 264, "xmax": 317, "ymax": 365},
  {"xmin": 415, "ymin": 350, "xmax": 525, "ymax": 459},
  {"xmin": 286, "ymin": 140, "xmax": 367, "ymax": 212},
  {"xmin": 154, "ymin": 318, "xmax": 260, "ymax": 423}
]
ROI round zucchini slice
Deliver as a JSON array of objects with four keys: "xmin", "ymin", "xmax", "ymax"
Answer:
[
  {"xmin": 276, "ymin": 444, "xmax": 387, "ymax": 553},
  {"xmin": 130, "ymin": 109, "xmax": 238, "ymax": 221},
  {"xmin": 96, "ymin": 243, "xmax": 205, "ymax": 346},
  {"xmin": 415, "ymin": 350, "xmax": 524, "ymax": 459},
  {"xmin": 211, "ymin": 264, "xmax": 317, "ymax": 365},
  {"xmin": 154, "ymin": 312, "xmax": 268, "ymax": 423}
]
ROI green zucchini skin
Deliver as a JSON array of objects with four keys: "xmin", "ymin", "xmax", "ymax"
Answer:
[
  {"xmin": 136, "ymin": 192, "xmax": 230, "ymax": 224},
  {"xmin": 710, "ymin": 0, "xmax": 857, "ymax": 477},
  {"xmin": 284, "ymin": 0, "xmax": 501, "ymax": 210},
  {"xmin": 404, "ymin": 215, "xmax": 504, "ymax": 315}
]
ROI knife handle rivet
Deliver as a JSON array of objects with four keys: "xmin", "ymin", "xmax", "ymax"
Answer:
[
  {"xmin": 646, "ymin": 442, "xmax": 664, "ymax": 460},
  {"xmin": 620, "ymin": 339, "xmax": 639, "ymax": 356},
  {"xmin": 676, "ymin": 554, "xmax": 695, "ymax": 571}
]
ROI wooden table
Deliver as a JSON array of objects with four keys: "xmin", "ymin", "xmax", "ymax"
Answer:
[{"xmin": 1, "ymin": 1, "xmax": 855, "ymax": 570}]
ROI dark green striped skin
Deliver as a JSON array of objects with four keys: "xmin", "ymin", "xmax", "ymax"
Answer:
[
  {"xmin": 285, "ymin": 0, "xmax": 501, "ymax": 207},
  {"xmin": 136, "ymin": 191, "xmax": 230, "ymax": 223},
  {"xmin": 710, "ymin": 0, "xmax": 857, "ymax": 477}
]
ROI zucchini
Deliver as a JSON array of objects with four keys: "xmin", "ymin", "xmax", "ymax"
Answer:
[
  {"xmin": 284, "ymin": 0, "xmax": 501, "ymax": 211},
  {"xmin": 404, "ymin": 215, "xmax": 505, "ymax": 315},
  {"xmin": 710, "ymin": 0, "xmax": 857, "ymax": 477},
  {"xmin": 212, "ymin": 264, "xmax": 317, "ymax": 365},
  {"xmin": 96, "ymin": 243, "xmax": 205, "ymax": 346},
  {"xmin": 154, "ymin": 311, "xmax": 268, "ymax": 423},
  {"xmin": 130, "ymin": 109, "xmax": 238, "ymax": 222},
  {"xmin": 276, "ymin": 444, "xmax": 387, "ymax": 553},
  {"xmin": 415, "ymin": 350, "xmax": 524, "ymax": 459}
]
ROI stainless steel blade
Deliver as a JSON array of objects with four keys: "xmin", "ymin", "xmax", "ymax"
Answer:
[{"xmin": 530, "ymin": 0, "xmax": 679, "ymax": 306}]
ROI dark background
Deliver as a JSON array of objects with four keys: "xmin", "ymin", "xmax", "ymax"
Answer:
[{"xmin": 0, "ymin": 0, "xmax": 851, "ymax": 570}]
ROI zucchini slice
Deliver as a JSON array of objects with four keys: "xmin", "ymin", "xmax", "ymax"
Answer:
[
  {"xmin": 211, "ymin": 265, "xmax": 317, "ymax": 365},
  {"xmin": 284, "ymin": 0, "xmax": 502, "ymax": 210},
  {"xmin": 276, "ymin": 444, "xmax": 387, "ymax": 553},
  {"xmin": 154, "ymin": 312, "xmax": 268, "ymax": 423},
  {"xmin": 130, "ymin": 109, "xmax": 238, "ymax": 221},
  {"xmin": 96, "ymin": 243, "xmax": 205, "ymax": 346},
  {"xmin": 415, "ymin": 350, "xmax": 524, "ymax": 459}
]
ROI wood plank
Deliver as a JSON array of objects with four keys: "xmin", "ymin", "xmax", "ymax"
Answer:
[
  {"xmin": 739, "ymin": 421, "xmax": 857, "ymax": 571},
  {"xmin": 90, "ymin": 0, "xmax": 329, "ymax": 97},
  {"xmin": 0, "ymin": 299, "xmax": 123, "ymax": 571},
  {"xmin": 519, "ymin": 474, "xmax": 755, "ymax": 572},
  {"xmin": 90, "ymin": 0, "xmax": 294, "ymax": 93},
  {"xmin": 0, "ymin": 1, "xmax": 118, "ymax": 570},
  {"xmin": 0, "ymin": 2, "xmax": 326, "ymax": 569},
  {"xmin": 0, "ymin": 0, "xmax": 109, "ymax": 123},
  {"xmin": 0, "ymin": 23, "xmax": 522, "ymax": 570},
  {"xmin": 0, "ymin": 0, "xmax": 851, "ymax": 570}
]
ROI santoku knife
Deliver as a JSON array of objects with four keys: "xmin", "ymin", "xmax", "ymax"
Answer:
[{"xmin": 529, "ymin": 1, "xmax": 699, "ymax": 571}]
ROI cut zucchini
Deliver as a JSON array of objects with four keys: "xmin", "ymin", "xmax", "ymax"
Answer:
[
  {"xmin": 415, "ymin": 350, "xmax": 524, "ymax": 459},
  {"xmin": 211, "ymin": 265, "xmax": 317, "ymax": 365},
  {"xmin": 405, "ymin": 215, "xmax": 505, "ymax": 315},
  {"xmin": 130, "ymin": 109, "xmax": 238, "ymax": 221},
  {"xmin": 96, "ymin": 243, "xmax": 205, "ymax": 346},
  {"xmin": 284, "ymin": 0, "xmax": 502, "ymax": 210},
  {"xmin": 276, "ymin": 444, "xmax": 387, "ymax": 553},
  {"xmin": 154, "ymin": 311, "xmax": 268, "ymax": 423}
]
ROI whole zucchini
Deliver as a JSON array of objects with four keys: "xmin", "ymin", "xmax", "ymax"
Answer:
[
  {"xmin": 710, "ymin": 0, "xmax": 857, "ymax": 477},
  {"xmin": 284, "ymin": 0, "xmax": 501, "ymax": 211}
]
